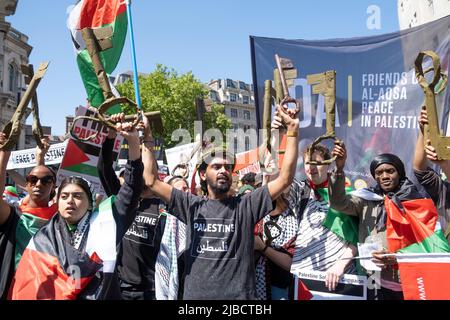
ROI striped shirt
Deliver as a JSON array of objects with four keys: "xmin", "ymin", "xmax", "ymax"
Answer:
[{"xmin": 291, "ymin": 189, "xmax": 354, "ymax": 273}]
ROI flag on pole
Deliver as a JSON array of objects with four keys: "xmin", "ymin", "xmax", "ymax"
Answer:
[
  {"xmin": 396, "ymin": 253, "xmax": 450, "ymax": 300},
  {"xmin": 67, "ymin": 0, "xmax": 127, "ymax": 108},
  {"xmin": 294, "ymin": 277, "xmax": 313, "ymax": 300}
]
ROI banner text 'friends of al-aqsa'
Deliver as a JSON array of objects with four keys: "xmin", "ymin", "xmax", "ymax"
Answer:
[{"xmin": 251, "ymin": 15, "xmax": 450, "ymax": 188}]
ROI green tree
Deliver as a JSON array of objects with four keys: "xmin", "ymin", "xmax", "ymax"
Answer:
[{"xmin": 116, "ymin": 64, "xmax": 231, "ymax": 148}]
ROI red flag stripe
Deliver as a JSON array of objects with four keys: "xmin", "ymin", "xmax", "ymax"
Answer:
[
  {"xmin": 398, "ymin": 261, "xmax": 450, "ymax": 300},
  {"xmin": 385, "ymin": 198, "xmax": 438, "ymax": 252},
  {"xmin": 78, "ymin": 0, "xmax": 126, "ymax": 29},
  {"xmin": 9, "ymin": 248, "xmax": 95, "ymax": 300}
]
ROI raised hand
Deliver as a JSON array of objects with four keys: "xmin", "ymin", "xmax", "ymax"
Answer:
[
  {"xmin": 418, "ymin": 106, "xmax": 428, "ymax": 133},
  {"xmin": 276, "ymin": 104, "xmax": 299, "ymax": 130},
  {"xmin": 332, "ymin": 141, "xmax": 347, "ymax": 172},
  {"xmin": 107, "ymin": 113, "xmax": 125, "ymax": 139}
]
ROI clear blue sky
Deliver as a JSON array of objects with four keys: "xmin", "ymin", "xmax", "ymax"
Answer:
[{"xmin": 8, "ymin": 0, "xmax": 399, "ymax": 135}]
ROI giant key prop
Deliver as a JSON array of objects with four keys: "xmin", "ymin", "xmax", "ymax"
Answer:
[
  {"xmin": 415, "ymin": 50, "xmax": 449, "ymax": 160},
  {"xmin": 260, "ymin": 55, "xmax": 299, "ymax": 169},
  {"xmin": 69, "ymin": 27, "xmax": 145, "ymax": 141},
  {"xmin": 306, "ymin": 69, "xmax": 342, "ymax": 165},
  {"xmin": 0, "ymin": 62, "xmax": 49, "ymax": 151}
]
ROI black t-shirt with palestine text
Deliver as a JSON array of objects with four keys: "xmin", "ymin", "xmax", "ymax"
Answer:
[{"xmin": 169, "ymin": 185, "xmax": 274, "ymax": 300}]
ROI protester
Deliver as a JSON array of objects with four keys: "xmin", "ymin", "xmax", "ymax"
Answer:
[
  {"xmin": 97, "ymin": 113, "xmax": 165, "ymax": 300},
  {"xmin": 9, "ymin": 121, "xmax": 143, "ymax": 300},
  {"xmin": 141, "ymin": 104, "xmax": 299, "ymax": 299},
  {"xmin": 413, "ymin": 107, "xmax": 450, "ymax": 243},
  {"xmin": 254, "ymin": 186, "xmax": 298, "ymax": 300},
  {"xmin": 289, "ymin": 143, "xmax": 358, "ymax": 293},
  {"xmin": 329, "ymin": 143, "xmax": 450, "ymax": 300},
  {"xmin": 0, "ymin": 135, "xmax": 56, "ymax": 300},
  {"xmin": 155, "ymin": 175, "xmax": 188, "ymax": 300}
]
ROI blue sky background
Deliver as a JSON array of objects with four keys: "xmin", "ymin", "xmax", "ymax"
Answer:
[{"xmin": 8, "ymin": 0, "xmax": 399, "ymax": 135}]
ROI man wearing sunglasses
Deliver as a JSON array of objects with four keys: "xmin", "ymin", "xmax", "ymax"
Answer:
[
  {"xmin": 142, "ymin": 105, "xmax": 299, "ymax": 299},
  {"xmin": 0, "ymin": 134, "xmax": 57, "ymax": 299}
]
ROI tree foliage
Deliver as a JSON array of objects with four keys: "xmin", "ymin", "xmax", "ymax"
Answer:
[{"xmin": 116, "ymin": 64, "xmax": 231, "ymax": 148}]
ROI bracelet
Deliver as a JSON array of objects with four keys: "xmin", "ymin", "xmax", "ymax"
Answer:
[{"xmin": 286, "ymin": 130, "xmax": 298, "ymax": 137}]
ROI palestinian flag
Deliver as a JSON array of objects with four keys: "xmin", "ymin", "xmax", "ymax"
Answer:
[
  {"xmin": 67, "ymin": 0, "xmax": 127, "ymax": 109},
  {"xmin": 294, "ymin": 277, "xmax": 313, "ymax": 300},
  {"xmin": 396, "ymin": 253, "xmax": 450, "ymax": 300},
  {"xmin": 14, "ymin": 201, "xmax": 58, "ymax": 268},
  {"xmin": 384, "ymin": 197, "xmax": 450, "ymax": 254},
  {"xmin": 384, "ymin": 197, "xmax": 450, "ymax": 300},
  {"xmin": 317, "ymin": 184, "xmax": 359, "ymax": 245},
  {"xmin": 9, "ymin": 197, "xmax": 117, "ymax": 300}
]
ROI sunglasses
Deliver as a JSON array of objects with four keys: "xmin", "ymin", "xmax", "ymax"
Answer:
[{"xmin": 26, "ymin": 175, "xmax": 55, "ymax": 186}]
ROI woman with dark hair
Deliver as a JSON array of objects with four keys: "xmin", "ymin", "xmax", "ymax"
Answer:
[
  {"xmin": 9, "ymin": 121, "xmax": 144, "ymax": 300},
  {"xmin": 0, "ymin": 135, "xmax": 57, "ymax": 300}
]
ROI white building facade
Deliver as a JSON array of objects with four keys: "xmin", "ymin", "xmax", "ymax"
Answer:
[
  {"xmin": 0, "ymin": 0, "xmax": 32, "ymax": 150},
  {"xmin": 208, "ymin": 78, "xmax": 257, "ymax": 151},
  {"xmin": 398, "ymin": 0, "xmax": 450, "ymax": 29}
]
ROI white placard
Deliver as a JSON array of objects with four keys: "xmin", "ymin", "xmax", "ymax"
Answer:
[
  {"xmin": 293, "ymin": 269, "xmax": 367, "ymax": 300},
  {"xmin": 6, "ymin": 141, "xmax": 68, "ymax": 170}
]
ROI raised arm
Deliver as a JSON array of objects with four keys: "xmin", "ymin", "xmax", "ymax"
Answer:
[
  {"xmin": 414, "ymin": 106, "xmax": 450, "ymax": 177},
  {"xmin": 97, "ymin": 114, "xmax": 123, "ymax": 197},
  {"xmin": 267, "ymin": 105, "xmax": 299, "ymax": 200},
  {"xmin": 328, "ymin": 142, "xmax": 362, "ymax": 216},
  {"xmin": 0, "ymin": 133, "xmax": 13, "ymax": 225},
  {"xmin": 113, "ymin": 122, "xmax": 144, "ymax": 238},
  {"xmin": 35, "ymin": 137, "xmax": 50, "ymax": 166},
  {"xmin": 141, "ymin": 114, "xmax": 173, "ymax": 203}
]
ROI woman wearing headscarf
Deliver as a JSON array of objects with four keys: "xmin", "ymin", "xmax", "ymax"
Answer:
[
  {"xmin": 329, "ymin": 143, "xmax": 450, "ymax": 300},
  {"xmin": 9, "ymin": 121, "xmax": 144, "ymax": 300}
]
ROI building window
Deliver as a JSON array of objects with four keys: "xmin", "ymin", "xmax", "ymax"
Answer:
[
  {"xmin": 242, "ymin": 95, "xmax": 249, "ymax": 104},
  {"xmin": 234, "ymin": 138, "xmax": 238, "ymax": 152},
  {"xmin": 243, "ymin": 124, "xmax": 251, "ymax": 131},
  {"xmin": 230, "ymin": 93, "xmax": 237, "ymax": 102},
  {"xmin": 243, "ymin": 110, "xmax": 250, "ymax": 120},
  {"xmin": 8, "ymin": 64, "xmax": 17, "ymax": 93},
  {"xmin": 210, "ymin": 91, "xmax": 219, "ymax": 102},
  {"xmin": 245, "ymin": 137, "xmax": 250, "ymax": 151},
  {"xmin": 239, "ymin": 81, "xmax": 248, "ymax": 91},
  {"xmin": 226, "ymin": 79, "xmax": 236, "ymax": 88},
  {"xmin": 232, "ymin": 123, "xmax": 238, "ymax": 130},
  {"xmin": 230, "ymin": 108, "xmax": 238, "ymax": 118}
]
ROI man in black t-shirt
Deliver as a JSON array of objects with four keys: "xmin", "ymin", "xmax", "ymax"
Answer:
[
  {"xmin": 98, "ymin": 115, "xmax": 166, "ymax": 300},
  {"xmin": 142, "ymin": 105, "xmax": 299, "ymax": 299}
]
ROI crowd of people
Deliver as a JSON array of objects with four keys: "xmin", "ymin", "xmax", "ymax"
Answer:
[{"xmin": 0, "ymin": 104, "xmax": 449, "ymax": 300}]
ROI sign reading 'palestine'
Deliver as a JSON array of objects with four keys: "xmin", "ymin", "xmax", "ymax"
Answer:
[{"xmin": 250, "ymin": 16, "xmax": 450, "ymax": 188}]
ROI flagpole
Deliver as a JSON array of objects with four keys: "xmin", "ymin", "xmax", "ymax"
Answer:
[
  {"xmin": 125, "ymin": 0, "xmax": 142, "ymax": 110},
  {"xmin": 339, "ymin": 253, "xmax": 397, "ymax": 260}
]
